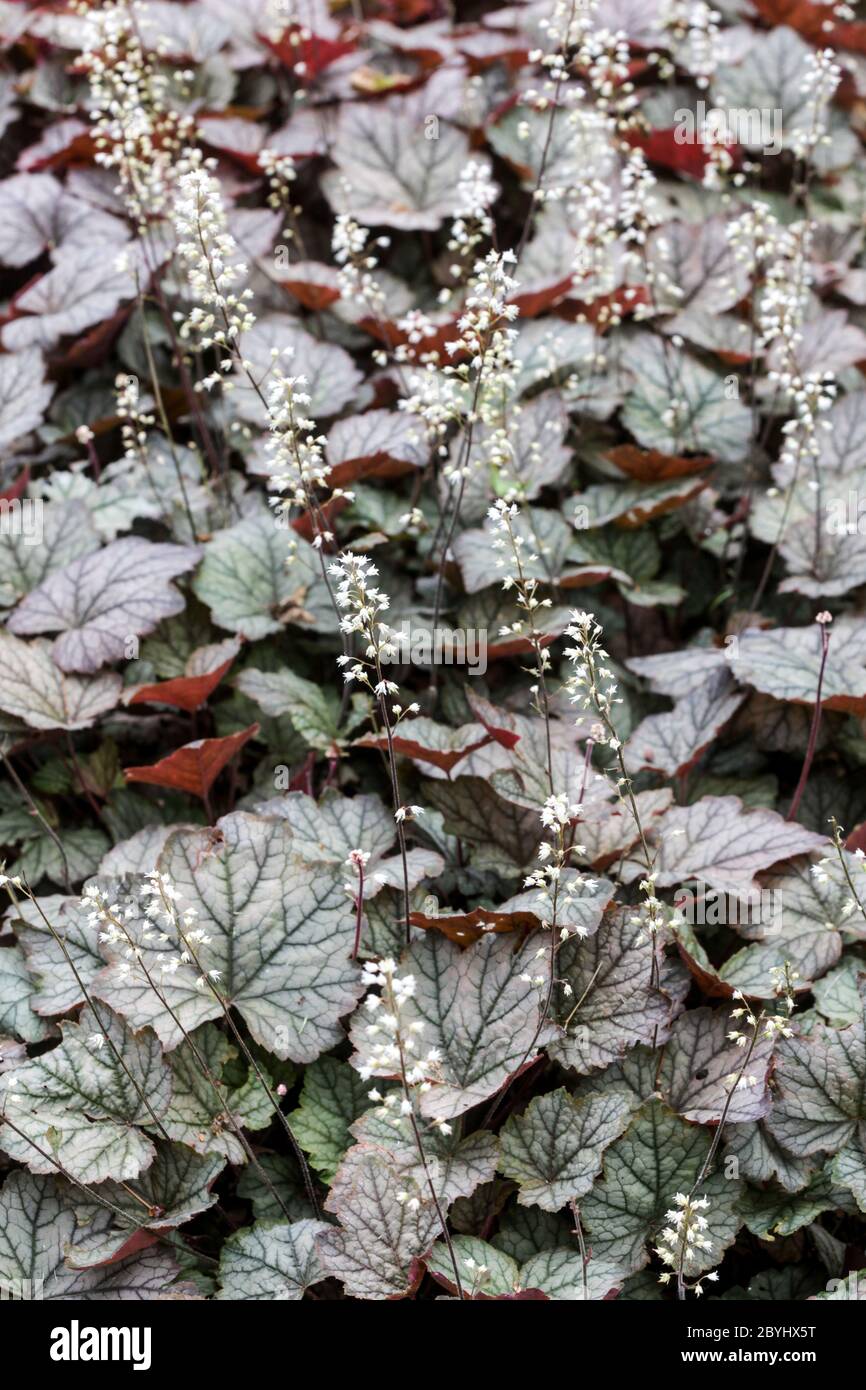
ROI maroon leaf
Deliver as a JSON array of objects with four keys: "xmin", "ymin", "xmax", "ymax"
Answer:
[
  {"xmin": 124, "ymin": 725, "xmax": 259, "ymax": 801},
  {"xmin": 606, "ymin": 445, "xmax": 714, "ymax": 481},
  {"xmin": 408, "ymin": 904, "xmax": 539, "ymax": 944},
  {"xmin": 354, "ymin": 717, "xmax": 493, "ymax": 773},
  {"xmin": 0, "ymin": 465, "xmax": 30, "ymax": 504},
  {"xmin": 124, "ymin": 654, "xmax": 237, "ymax": 714},
  {"xmin": 465, "ymin": 692, "xmax": 522, "ymax": 750}
]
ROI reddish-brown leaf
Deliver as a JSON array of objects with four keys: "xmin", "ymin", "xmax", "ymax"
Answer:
[
  {"xmin": 606, "ymin": 445, "xmax": 714, "ymax": 481},
  {"xmin": 354, "ymin": 726, "xmax": 493, "ymax": 774},
  {"xmin": 0, "ymin": 465, "xmax": 30, "ymax": 504},
  {"xmin": 485, "ymin": 629, "xmax": 559, "ymax": 661},
  {"xmin": 674, "ymin": 938, "xmax": 737, "ymax": 1000},
  {"xmin": 752, "ymin": 0, "xmax": 866, "ymax": 54},
  {"xmin": 279, "ymin": 278, "xmax": 341, "ymax": 313},
  {"xmin": 409, "ymin": 904, "xmax": 540, "ymax": 944},
  {"xmin": 263, "ymin": 31, "xmax": 356, "ymax": 79},
  {"xmin": 16, "ymin": 121, "xmax": 96, "ymax": 173},
  {"xmin": 465, "ymin": 692, "xmax": 522, "ymax": 750},
  {"xmin": 124, "ymin": 724, "xmax": 259, "ymax": 800},
  {"xmin": 52, "ymin": 305, "xmax": 131, "ymax": 372},
  {"xmin": 844, "ymin": 821, "xmax": 866, "ymax": 856},
  {"xmin": 124, "ymin": 655, "xmax": 237, "ymax": 714},
  {"xmin": 510, "ymin": 277, "xmax": 575, "ymax": 317},
  {"xmin": 290, "ymin": 496, "xmax": 349, "ymax": 542},
  {"xmin": 626, "ymin": 128, "xmax": 737, "ymax": 180},
  {"xmin": 615, "ymin": 479, "xmax": 707, "ymax": 529}
]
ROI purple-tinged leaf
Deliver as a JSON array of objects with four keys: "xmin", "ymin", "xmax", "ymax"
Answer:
[{"xmin": 8, "ymin": 538, "xmax": 201, "ymax": 673}]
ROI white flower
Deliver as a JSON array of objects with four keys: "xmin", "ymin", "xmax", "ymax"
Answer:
[
  {"xmin": 81, "ymin": 0, "xmax": 196, "ymax": 228},
  {"xmin": 655, "ymin": 1191, "xmax": 715, "ymax": 1277},
  {"xmin": 173, "ymin": 160, "xmax": 256, "ymax": 366}
]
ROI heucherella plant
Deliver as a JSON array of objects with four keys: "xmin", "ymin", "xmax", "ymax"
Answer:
[{"xmin": 1, "ymin": 0, "xmax": 866, "ymax": 1318}]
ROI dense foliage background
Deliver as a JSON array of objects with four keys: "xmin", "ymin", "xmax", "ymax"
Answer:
[{"xmin": 1, "ymin": 0, "xmax": 866, "ymax": 1303}]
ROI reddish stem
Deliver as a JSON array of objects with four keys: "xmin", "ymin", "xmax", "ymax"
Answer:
[
  {"xmin": 351, "ymin": 860, "xmax": 366, "ymax": 961},
  {"xmin": 787, "ymin": 623, "xmax": 831, "ymax": 822},
  {"xmin": 86, "ymin": 439, "xmax": 101, "ymax": 481}
]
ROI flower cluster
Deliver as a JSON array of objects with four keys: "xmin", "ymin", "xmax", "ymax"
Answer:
[
  {"xmin": 82, "ymin": 872, "xmax": 217, "ymax": 993},
  {"xmin": 173, "ymin": 160, "xmax": 256, "ymax": 371},
  {"xmin": 791, "ymin": 48, "xmax": 841, "ymax": 163},
  {"xmin": 665, "ymin": 0, "xmax": 723, "ymax": 90},
  {"xmin": 80, "ymin": 0, "xmax": 196, "ymax": 229},
  {"xmin": 570, "ymin": 179, "xmax": 619, "ymax": 303},
  {"xmin": 259, "ymin": 147, "xmax": 297, "ymax": 222},
  {"xmin": 629, "ymin": 872, "xmax": 666, "ymax": 947},
  {"xmin": 728, "ymin": 988, "xmax": 793, "ymax": 1046},
  {"xmin": 489, "ymin": 499, "xmax": 554, "ymax": 641},
  {"xmin": 358, "ymin": 958, "xmax": 451, "ymax": 1177},
  {"xmin": 620, "ymin": 151, "xmax": 680, "ymax": 315},
  {"xmin": 449, "ymin": 249, "xmax": 520, "ymax": 351},
  {"xmin": 527, "ymin": 807, "xmax": 595, "ymax": 931},
  {"xmin": 331, "ymin": 552, "xmax": 398, "ymax": 690},
  {"xmin": 769, "ymin": 963, "xmax": 799, "ymax": 1017},
  {"xmin": 115, "ymin": 372, "xmax": 154, "ymax": 465},
  {"xmin": 730, "ymin": 211, "xmax": 836, "ymax": 485},
  {"xmin": 265, "ymin": 369, "xmax": 332, "ymax": 528},
  {"xmin": 400, "ymin": 251, "xmax": 523, "ymax": 484},
  {"xmin": 332, "ymin": 214, "xmax": 390, "ymax": 330},
  {"xmin": 656, "ymin": 1193, "xmax": 718, "ymax": 1294},
  {"xmin": 447, "ymin": 161, "xmax": 498, "ymax": 269},
  {"xmin": 564, "ymin": 610, "xmax": 622, "ymax": 739}
]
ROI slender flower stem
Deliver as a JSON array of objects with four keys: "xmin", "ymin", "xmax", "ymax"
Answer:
[
  {"xmin": 482, "ymin": 860, "xmax": 561, "ymax": 1130},
  {"xmin": 670, "ymin": 1023, "xmax": 764, "ymax": 1303},
  {"xmin": 376, "ymin": 690, "xmax": 413, "ymax": 946},
  {"xmin": 149, "ymin": 269, "xmax": 226, "ymax": 495},
  {"xmin": 484, "ymin": 727, "xmax": 597, "ymax": 1127},
  {"xmin": 829, "ymin": 818, "xmax": 866, "ymax": 931},
  {"xmin": 0, "ymin": 1114, "xmax": 136, "ymax": 1222},
  {"xmin": 1, "ymin": 751, "xmax": 71, "ymax": 892},
  {"xmin": 693, "ymin": 1022, "xmax": 762, "ymax": 1196},
  {"xmin": 3, "ymin": 881, "xmax": 172, "ymax": 1144},
  {"xmin": 787, "ymin": 617, "xmax": 831, "ymax": 822},
  {"xmin": 136, "ymin": 285, "xmax": 198, "ymax": 538},
  {"xmin": 182, "ymin": 219, "xmax": 352, "ymax": 698},
  {"xmin": 331, "ymin": 553, "xmax": 415, "ymax": 945},
  {"xmin": 94, "ymin": 899, "xmax": 294, "ymax": 1224},
  {"xmin": 513, "ymin": 0, "xmax": 579, "ymax": 265},
  {"xmin": 351, "ymin": 859, "xmax": 366, "ymax": 961},
  {"xmin": 570, "ymin": 1199, "xmax": 590, "ymax": 1301},
  {"xmin": 166, "ymin": 901, "xmax": 320, "ymax": 1216},
  {"xmin": 64, "ymin": 732, "xmax": 108, "ymax": 828},
  {"xmin": 385, "ymin": 974, "xmax": 464, "ymax": 1301}
]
